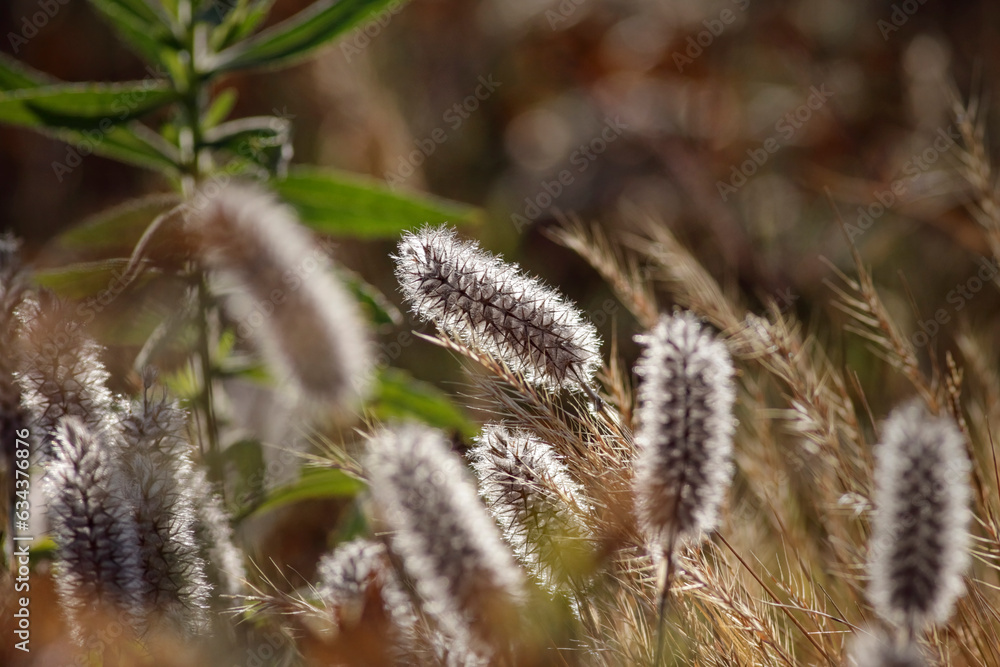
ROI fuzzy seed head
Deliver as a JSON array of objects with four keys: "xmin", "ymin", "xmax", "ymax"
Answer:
[
  {"xmin": 318, "ymin": 539, "xmax": 417, "ymax": 640},
  {"xmin": 632, "ymin": 312, "xmax": 736, "ymax": 548},
  {"xmin": 16, "ymin": 296, "xmax": 116, "ymax": 455},
  {"xmin": 118, "ymin": 396, "xmax": 211, "ymax": 634},
  {"xmin": 46, "ymin": 417, "xmax": 147, "ymax": 640},
  {"xmin": 470, "ymin": 424, "xmax": 593, "ymax": 590},
  {"xmin": 365, "ymin": 423, "xmax": 526, "ymax": 654},
  {"xmin": 868, "ymin": 401, "xmax": 972, "ymax": 631},
  {"xmin": 188, "ymin": 467, "xmax": 246, "ymax": 600},
  {"xmin": 394, "ymin": 226, "xmax": 601, "ymax": 391},
  {"xmin": 849, "ymin": 630, "xmax": 929, "ymax": 667},
  {"xmin": 189, "ymin": 182, "xmax": 372, "ymax": 410}
]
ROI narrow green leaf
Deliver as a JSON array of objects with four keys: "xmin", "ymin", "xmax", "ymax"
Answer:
[
  {"xmin": 208, "ymin": 0, "xmax": 409, "ymax": 73},
  {"xmin": 209, "ymin": 0, "xmax": 277, "ymax": 51},
  {"xmin": 341, "ymin": 270, "xmax": 402, "ymax": 327},
  {"xmin": 274, "ymin": 166, "xmax": 481, "ymax": 239},
  {"xmin": 0, "ymin": 52, "xmax": 53, "ymax": 91},
  {"xmin": 373, "ymin": 368, "xmax": 477, "ymax": 437},
  {"xmin": 248, "ymin": 467, "xmax": 364, "ymax": 518},
  {"xmin": 32, "ymin": 259, "xmax": 155, "ymax": 300},
  {"xmin": 55, "ymin": 194, "xmax": 181, "ymax": 257},
  {"xmin": 202, "ymin": 88, "xmax": 239, "ymax": 129},
  {"xmin": 87, "ymin": 0, "xmax": 179, "ymax": 64},
  {"xmin": 0, "ymin": 81, "xmax": 176, "ymax": 131}
]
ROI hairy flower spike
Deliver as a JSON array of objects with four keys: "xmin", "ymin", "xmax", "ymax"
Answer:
[
  {"xmin": 394, "ymin": 226, "xmax": 601, "ymax": 391},
  {"xmin": 868, "ymin": 401, "xmax": 971, "ymax": 632},
  {"xmin": 632, "ymin": 312, "xmax": 736, "ymax": 549},
  {"xmin": 118, "ymin": 395, "xmax": 210, "ymax": 634},
  {"xmin": 365, "ymin": 423, "xmax": 525, "ymax": 656},
  {"xmin": 46, "ymin": 417, "xmax": 146, "ymax": 640},
  {"xmin": 318, "ymin": 539, "xmax": 417, "ymax": 658},
  {"xmin": 0, "ymin": 234, "xmax": 29, "ymax": 445},
  {"xmin": 16, "ymin": 296, "xmax": 116, "ymax": 454},
  {"xmin": 189, "ymin": 182, "xmax": 372, "ymax": 410},
  {"xmin": 188, "ymin": 468, "xmax": 246, "ymax": 600},
  {"xmin": 849, "ymin": 630, "xmax": 928, "ymax": 667},
  {"xmin": 470, "ymin": 424, "xmax": 593, "ymax": 590}
]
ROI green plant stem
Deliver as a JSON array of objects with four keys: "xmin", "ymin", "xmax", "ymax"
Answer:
[{"xmin": 177, "ymin": 0, "xmax": 221, "ymax": 484}]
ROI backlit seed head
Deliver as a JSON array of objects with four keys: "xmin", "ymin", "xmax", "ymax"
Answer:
[
  {"xmin": 365, "ymin": 422, "xmax": 525, "ymax": 655},
  {"xmin": 394, "ymin": 226, "xmax": 601, "ymax": 391},
  {"xmin": 189, "ymin": 182, "xmax": 373, "ymax": 410},
  {"xmin": 632, "ymin": 312, "xmax": 736, "ymax": 549},
  {"xmin": 470, "ymin": 423, "xmax": 593, "ymax": 590},
  {"xmin": 46, "ymin": 417, "xmax": 146, "ymax": 641},
  {"xmin": 868, "ymin": 401, "xmax": 972, "ymax": 631}
]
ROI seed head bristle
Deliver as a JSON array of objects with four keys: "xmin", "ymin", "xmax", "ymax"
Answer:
[
  {"xmin": 188, "ymin": 182, "xmax": 373, "ymax": 410},
  {"xmin": 46, "ymin": 417, "xmax": 147, "ymax": 641},
  {"xmin": 470, "ymin": 423, "xmax": 593, "ymax": 590},
  {"xmin": 394, "ymin": 225, "xmax": 601, "ymax": 392},
  {"xmin": 365, "ymin": 422, "xmax": 525, "ymax": 655},
  {"xmin": 632, "ymin": 312, "xmax": 736, "ymax": 549},
  {"xmin": 868, "ymin": 401, "xmax": 972, "ymax": 632}
]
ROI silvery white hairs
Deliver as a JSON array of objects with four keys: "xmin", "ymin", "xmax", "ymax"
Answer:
[
  {"xmin": 317, "ymin": 538, "xmax": 418, "ymax": 660},
  {"xmin": 849, "ymin": 629, "xmax": 928, "ymax": 667},
  {"xmin": 119, "ymin": 394, "xmax": 210, "ymax": 633},
  {"xmin": 867, "ymin": 401, "xmax": 971, "ymax": 633},
  {"xmin": 632, "ymin": 312, "xmax": 736, "ymax": 550},
  {"xmin": 470, "ymin": 423, "xmax": 593, "ymax": 591},
  {"xmin": 16, "ymin": 296, "xmax": 118, "ymax": 455},
  {"xmin": 188, "ymin": 182, "xmax": 372, "ymax": 410},
  {"xmin": 394, "ymin": 225, "xmax": 601, "ymax": 392},
  {"xmin": 365, "ymin": 422, "xmax": 525, "ymax": 657},
  {"xmin": 46, "ymin": 417, "xmax": 147, "ymax": 640}
]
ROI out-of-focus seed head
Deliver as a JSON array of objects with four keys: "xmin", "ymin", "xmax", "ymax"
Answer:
[
  {"xmin": 16, "ymin": 295, "xmax": 116, "ymax": 455},
  {"xmin": 470, "ymin": 423, "xmax": 593, "ymax": 590},
  {"xmin": 868, "ymin": 401, "xmax": 972, "ymax": 632},
  {"xmin": 394, "ymin": 226, "xmax": 601, "ymax": 392},
  {"xmin": 849, "ymin": 629, "xmax": 929, "ymax": 667},
  {"xmin": 188, "ymin": 182, "xmax": 373, "ymax": 411},
  {"xmin": 365, "ymin": 422, "xmax": 525, "ymax": 656},
  {"xmin": 632, "ymin": 312, "xmax": 736, "ymax": 549}
]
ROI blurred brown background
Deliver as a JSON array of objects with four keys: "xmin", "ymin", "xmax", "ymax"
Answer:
[{"xmin": 2, "ymin": 0, "xmax": 1000, "ymax": 402}]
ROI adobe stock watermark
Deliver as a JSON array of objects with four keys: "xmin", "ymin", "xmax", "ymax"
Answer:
[
  {"xmin": 6, "ymin": 0, "xmax": 70, "ymax": 53},
  {"xmin": 50, "ymin": 65, "xmax": 169, "ymax": 182},
  {"xmin": 716, "ymin": 84, "xmax": 834, "ymax": 202},
  {"xmin": 672, "ymin": 0, "xmax": 750, "ymax": 72},
  {"xmin": 843, "ymin": 125, "xmax": 959, "ymax": 242},
  {"xmin": 545, "ymin": 0, "xmax": 590, "ymax": 29},
  {"xmin": 339, "ymin": 0, "xmax": 406, "ymax": 63},
  {"xmin": 384, "ymin": 74, "xmax": 502, "ymax": 190},
  {"xmin": 911, "ymin": 256, "xmax": 999, "ymax": 348},
  {"xmin": 510, "ymin": 116, "xmax": 629, "ymax": 231},
  {"xmin": 877, "ymin": 0, "xmax": 929, "ymax": 41}
]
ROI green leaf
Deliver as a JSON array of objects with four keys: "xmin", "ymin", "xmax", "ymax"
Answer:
[
  {"xmin": 0, "ymin": 81, "xmax": 176, "ymax": 131},
  {"xmin": 373, "ymin": 368, "xmax": 477, "ymax": 437},
  {"xmin": 274, "ymin": 166, "xmax": 481, "ymax": 239},
  {"xmin": 0, "ymin": 52, "xmax": 53, "ymax": 91},
  {"xmin": 209, "ymin": 0, "xmax": 277, "ymax": 51},
  {"xmin": 0, "ymin": 60, "xmax": 179, "ymax": 172},
  {"xmin": 202, "ymin": 87, "xmax": 239, "ymax": 129},
  {"xmin": 33, "ymin": 259, "xmax": 155, "ymax": 300},
  {"xmin": 247, "ymin": 467, "xmax": 364, "ymax": 518},
  {"xmin": 341, "ymin": 270, "xmax": 401, "ymax": 327},
  {"xmin": 87, "ymin": 0, "xmax": 179, "ymax": 64},
  {"xmin": 55, "ymin": 194, "xmax": 181, "ymax": 257},
  {"xmin": 207, "ymin": 0, "xmax": 409, "ymax": 73}
]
